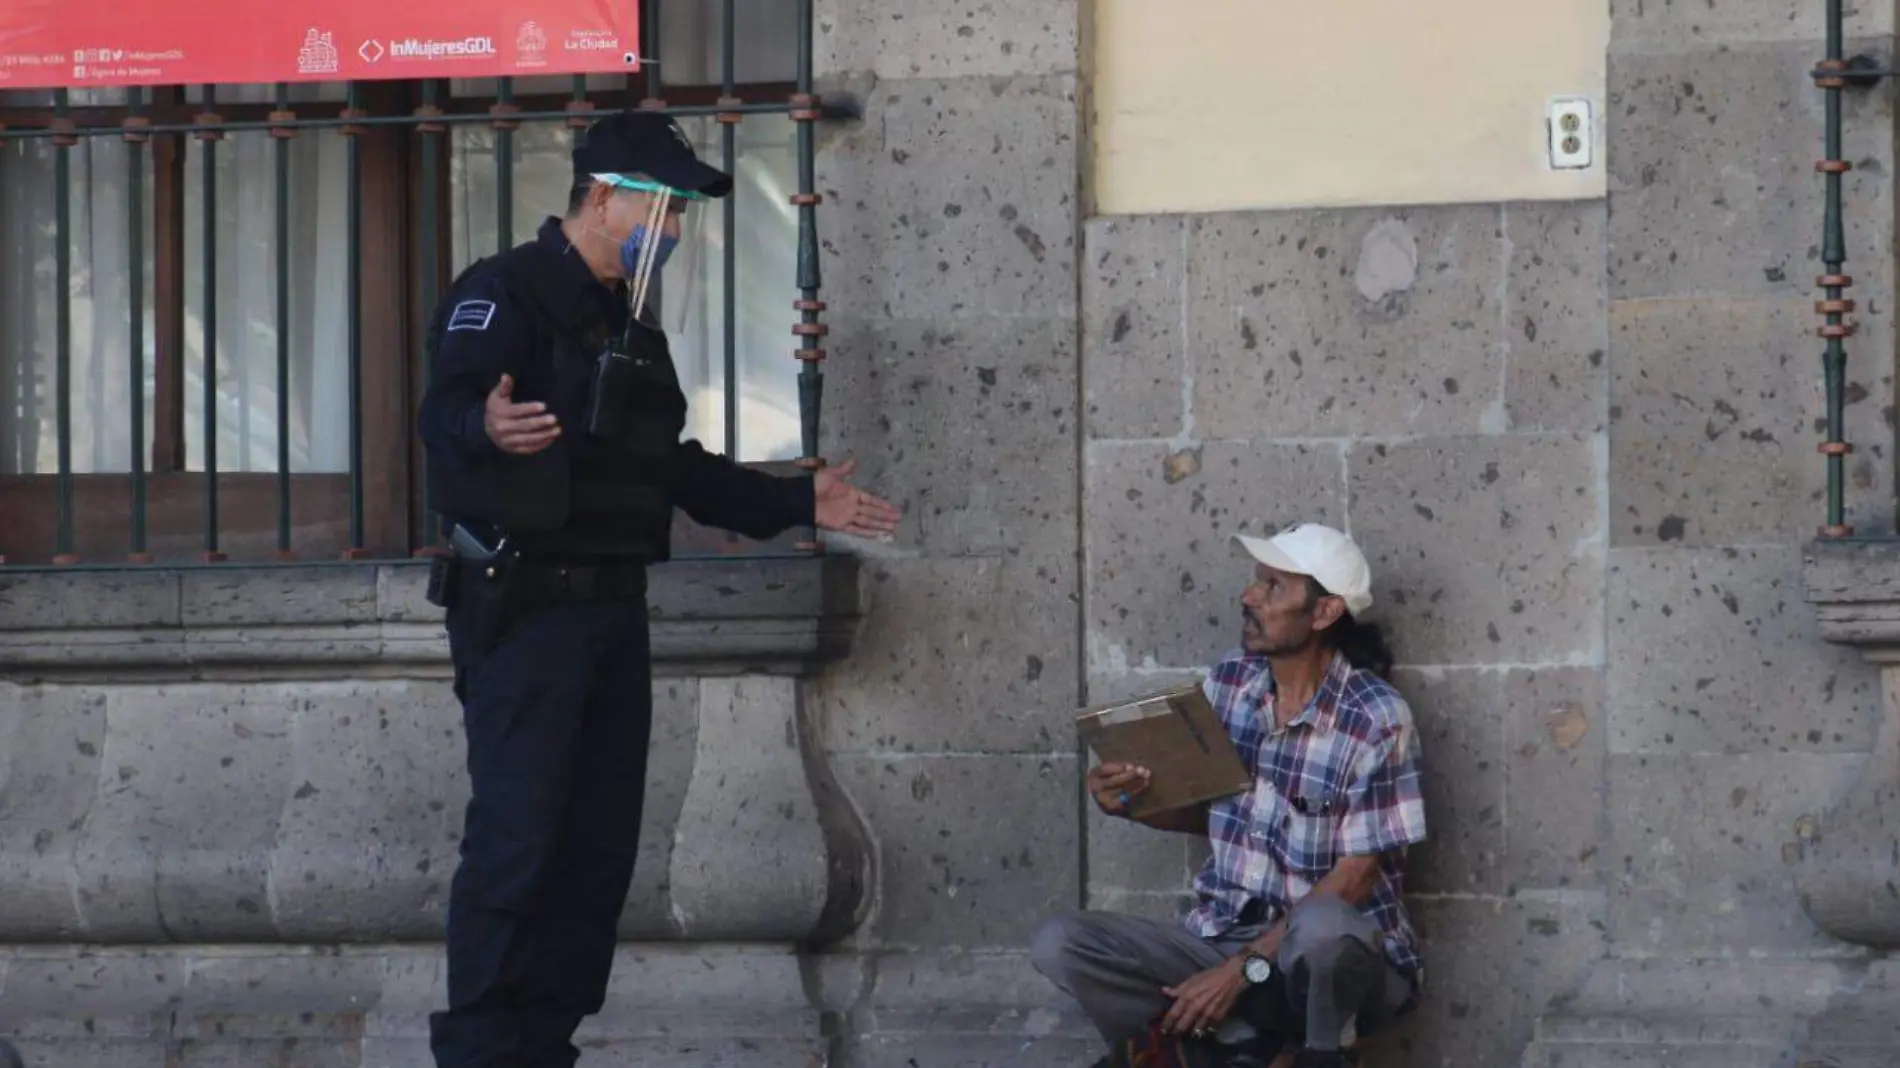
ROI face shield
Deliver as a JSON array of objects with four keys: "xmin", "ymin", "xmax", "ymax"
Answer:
[{"xmin": 593, "ymin": 173, "xmax": 708, "ymax": 336}]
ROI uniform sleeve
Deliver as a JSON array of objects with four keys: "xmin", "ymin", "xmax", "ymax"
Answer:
[
  {"xmin": 1336, "ymin": 714, "xmax": 1429, "ymax": 858},
  {"xmin": 417, "ymin": 280, "xmax": 535, "ymax": 469},
  {"xmin": 667, "ymin": 441, "xmax": 816, "ymax": 541}
]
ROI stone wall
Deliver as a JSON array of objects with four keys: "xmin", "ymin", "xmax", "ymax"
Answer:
[
  {"xmin": 1596, "ymin": 0, "xmax": 1892, "ymax": 955},
  {"xmin": 1526, "ymin": 5, "xmax": 1898, "ymax": 1064},
  {"xmin": 1080, "ymin": 195, "xmax": 1621, "ymax": 1066},
  {"xmin": 1071, "ymin": 4, "xmax": 1900, "ymax": 1068},
  {"xmin": 816, "ymin": 1, "xmax": 1898, "ymax": 1066},
  {"xmin": 808, "ymin": 0, "xmax": 1097, "ymax": 1063},
  {"xmin": 1, "ymin": 3, "xmax": 1896, "ymax": 1068},
  {"xmin": 0, "ymin": 559, "xmax": 878, "ymax": 1066}
]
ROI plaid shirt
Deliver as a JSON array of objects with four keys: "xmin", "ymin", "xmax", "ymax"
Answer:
[{"xmin": 1183, "ymin": 649, "xmax": 1428, "ymax": 980}]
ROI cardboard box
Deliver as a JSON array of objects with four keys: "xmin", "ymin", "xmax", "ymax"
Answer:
[{"xmin": 1076, "ymin": 684, "xmax": 1253, "ymax": 817}]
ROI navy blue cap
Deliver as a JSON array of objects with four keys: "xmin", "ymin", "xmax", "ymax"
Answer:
[{"xmin": 572, "ymin": 110, "xmax": 733, "ymax": 199}]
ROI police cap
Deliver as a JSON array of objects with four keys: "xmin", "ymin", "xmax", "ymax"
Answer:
[{"xmin": 572, "ymin": 111, "xmax": 733, "ymax": 199}]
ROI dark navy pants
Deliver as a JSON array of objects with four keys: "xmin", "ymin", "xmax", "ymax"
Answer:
[{"xmin": 430, "ymin": 598, "xmax": 654, "ymax": 1068}]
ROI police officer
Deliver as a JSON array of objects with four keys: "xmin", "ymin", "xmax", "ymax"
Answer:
[{"xmin": 416, "ymin": 111, "xmax": 900, "ymax": 1068}]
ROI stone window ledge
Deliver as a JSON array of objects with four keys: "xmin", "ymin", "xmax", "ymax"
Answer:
[
  {"xmin": 0, "ymin": 554, "xmax": 872, "ymax": 946},
  {"xmin": 0, "ymin": 554, "xmax": 862, "ymax": 679}
]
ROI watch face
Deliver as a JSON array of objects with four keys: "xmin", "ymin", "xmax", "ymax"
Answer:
[{"xmin": 1243, "ymin": 955, "xmax": 1273, "ymax": 984}]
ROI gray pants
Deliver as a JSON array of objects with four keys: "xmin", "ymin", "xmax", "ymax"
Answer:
[{"xmin": 1030, "ymin": 895, "xmax": 1414, "ymax": 1053}]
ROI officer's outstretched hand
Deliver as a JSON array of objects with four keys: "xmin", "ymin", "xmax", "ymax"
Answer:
[
  {"xmin": 484, "ymin": 374, "xmax": 561, "ymax": 455},
  {"xmin": 813, "ymin": 458, "xmax": 902, "ymax": 540}
]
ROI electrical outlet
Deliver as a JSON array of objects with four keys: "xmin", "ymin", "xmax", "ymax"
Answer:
[{"xmin": 1547, "ymin": 97, "xmax": 1593, "ymax": 170}]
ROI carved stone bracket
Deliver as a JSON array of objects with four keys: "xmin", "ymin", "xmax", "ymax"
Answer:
[
  {"xmin": 0, "ymin": 556, "xmax": 871, "ymax": 947},
  {"xmin": 1800, "ymin": 538, "xmax": 1900, "ymax": 947}
]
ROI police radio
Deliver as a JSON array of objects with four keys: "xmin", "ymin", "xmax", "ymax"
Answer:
[
  {"xmin": 584, "ymin": 187, "xmax": 671, "ymax": 441},
  {"xmin": 584, "ymin": 338, "xmax": 640, "ymax": 440}
]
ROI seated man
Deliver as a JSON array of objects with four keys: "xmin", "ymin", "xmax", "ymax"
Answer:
[{"xmin": 1033, "ymin": 523, "xmax": 1427, "ymax": 1068}]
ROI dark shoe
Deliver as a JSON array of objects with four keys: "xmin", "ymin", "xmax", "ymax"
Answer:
[{"xmin": 1292, "ymin": 1049, "xmax": 1359, "ymax": 1068}]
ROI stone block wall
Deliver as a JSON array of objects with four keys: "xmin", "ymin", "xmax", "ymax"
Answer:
[
  {"xmin": 811, "ymin": 1, "xmax": 1900, "ymax": 1067},
  {"xmin": 807, "ymin": 1, "xmax": 1094, "ymax": 1063},
  {"xmin": 1603, "ymin": 0, "xmax": 1896, "ymax": 970},
  {"xmin": 1080, "ymin": 7, "xmax": 1898, "ymax": 1068},
  {"xmin": 1081, "ymin": 201, "xmax": 1618, "ymax": 1067},
  {"xmin": 0, "ymin": 560, "xmax": 875, "ymax": 1067},
  {"xmin": 0, "ymin": 3, "xmax": 1894, "ymax": 1068}
]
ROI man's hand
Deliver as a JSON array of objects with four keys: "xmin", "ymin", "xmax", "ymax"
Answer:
[
  {"xmin": 813, "ymin": 458, "xmax": 902, "ymax": 539},
  {"xmin": 1160, "ymin": 957, "xmax": 1247, "ymax": 1038},
  {"xmin": 1086, "ymin": 762, "xmax": 1151, "ymax": 817},
  {"xmin": 484, "ymin": 374, "xmax": 561, "ymax": 455}
]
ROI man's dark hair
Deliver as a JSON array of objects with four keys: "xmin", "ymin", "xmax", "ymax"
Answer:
[
  {"xmin": 566, "ymin": 177, "xmax": 597, "ymax": 216},
  {"xmin": 1302, "ymin": 576, "xmax": 1394, "ymax": 680}
]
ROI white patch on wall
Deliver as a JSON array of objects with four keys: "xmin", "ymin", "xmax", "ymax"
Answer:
[{"xmin": 1354, "ymin": 219, "xmax": 1419, "ymax": 304}]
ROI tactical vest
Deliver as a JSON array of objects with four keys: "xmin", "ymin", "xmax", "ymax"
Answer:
[{"xmin": 423, "ymin": 242, "xmax": 689, "ymax": 563}]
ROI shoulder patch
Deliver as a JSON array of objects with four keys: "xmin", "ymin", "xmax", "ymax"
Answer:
[{"xmin": 446, "ymin": 300, "xmax": 497, "ymax": 333}]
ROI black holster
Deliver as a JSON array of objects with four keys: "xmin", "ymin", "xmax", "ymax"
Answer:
[
  {"xmin": 450, "ymin": 550, "xmax": 537, "ymax": 659},
  {"xmin": 425, "ymin": 554, "xmax": 462, "ymax": 609}
]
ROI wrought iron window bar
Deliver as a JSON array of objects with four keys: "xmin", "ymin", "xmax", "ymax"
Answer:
[{"xmin": 0, "ymin": 0, "xmax": 843, "ymax": 569}]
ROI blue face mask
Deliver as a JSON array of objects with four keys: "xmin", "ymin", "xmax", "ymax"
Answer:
[{"xmin": 619, "ymin": 224, "xmax": 677, "ymax": 279}]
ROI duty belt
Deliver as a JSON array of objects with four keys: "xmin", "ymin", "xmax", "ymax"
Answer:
[{"xmin": 465, "ymin": 555, "xmax": 649, "ymax": 603}]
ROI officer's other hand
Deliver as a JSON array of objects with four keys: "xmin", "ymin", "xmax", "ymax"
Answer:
[
  {"xmin": 485, "ymin": 374, "xmax": 561, "ymax": 455},
  {"xmin": 813, "ymin": 457, "xmax": 902, "ymax": 539},
  {"xmin": 1086, "ymin": 762, "xmax": 1151, "ymax": 817}
]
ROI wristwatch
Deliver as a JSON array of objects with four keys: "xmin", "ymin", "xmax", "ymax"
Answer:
[{"xmin": 1241, "ymin": 953, "xmax": 1273, "ymax": 986}]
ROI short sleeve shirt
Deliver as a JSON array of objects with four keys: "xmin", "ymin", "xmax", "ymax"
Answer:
[{"xmin": 1183, "ymin": 650, "xmax": 1429, "ymax": 978}]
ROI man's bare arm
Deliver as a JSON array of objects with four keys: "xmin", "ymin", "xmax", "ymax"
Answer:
[
  {"xmin": 1314, "ymin": 852, "xmax": 1383, "ymax": 906},
  {"xmin": 1242, "ymin": 852, "xmax": 1387, "ymax": 957}
]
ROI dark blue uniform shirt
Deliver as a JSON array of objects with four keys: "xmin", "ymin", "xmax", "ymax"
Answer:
[{"xmin": 417, "ymin": 216, "xmax": 814, "ymax": 546}]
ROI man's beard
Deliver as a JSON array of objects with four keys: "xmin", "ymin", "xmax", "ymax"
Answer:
[{"xmin": 1242, "ymin": 608, "xmax": 1314, "ymax": 657}]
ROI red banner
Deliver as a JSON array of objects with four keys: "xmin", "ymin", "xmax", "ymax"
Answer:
[{"xmin": 0, "ymin": 0, "xmax": 639, "ymax": 90}]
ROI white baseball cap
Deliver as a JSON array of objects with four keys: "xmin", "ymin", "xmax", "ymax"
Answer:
[{"xmin": 1233, "ymin": 523, "xmax": 1374, "ymax": 618}]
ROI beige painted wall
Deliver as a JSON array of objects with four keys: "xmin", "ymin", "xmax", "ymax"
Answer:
[{"xmin": 1089, "ymin": 0, "xmax": 1609, "ymax": 215}]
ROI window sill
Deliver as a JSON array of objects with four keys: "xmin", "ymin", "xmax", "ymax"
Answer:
[
  {"xmin": 0, "ymin": 553, "xmax": 862, "ymax": 679},
  {"xmin": 0, "ymin": 552, "xmax": 873, "ymax": 945}
]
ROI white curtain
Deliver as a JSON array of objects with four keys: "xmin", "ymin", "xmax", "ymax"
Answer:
[
  {"xmin": 183, "ymin": 83, "xmax": 351, "ymax": 474},
  {"xmin": 657, "ymin": 0, "xmax": 800, "ymax": 84},
  {"xmin": 447, "ymin": 0, "xmax": 805, "ymax": 464},
  {"xmin": 448, "ymin": 113, "xmax": 802, "ymax": 464},
  {"xmin": 0, "ymin": 91, "xmax": 154, "ymax": 475},
  {"xmin": 1, "ymin": 0, "xmax": 801, "ymax": 477},
  {"xmin": 669, "ymin": 114, "xmax": 803, "ymax": 463},
  {"xmin": 654, "ymin": 0, "xmax": 804, "ymax": 463},
  {"xmin": 0, "ymin": 85, "xmax": 352, "ymax": 476}
]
